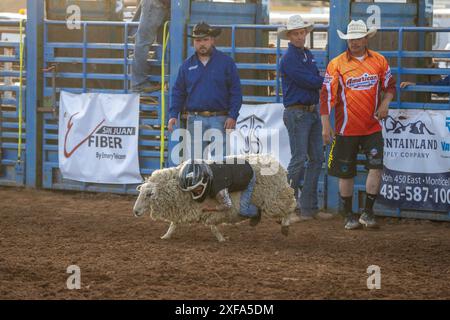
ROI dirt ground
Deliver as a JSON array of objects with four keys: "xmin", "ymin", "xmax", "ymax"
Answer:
[{"xmin": 0, "ymin": 186, "xmax": 449, "ymax": 300}]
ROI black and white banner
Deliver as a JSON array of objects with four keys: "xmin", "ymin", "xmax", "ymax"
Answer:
[
  {"xmin": 230, "ymin": 103, "xmax": 291, "ymax": 169},
  {"xmin": 380, "ymin": 109, "xmax": 450, "ymax": 212},
  {"xmin": 59, "ymin": 91, "xmax": 142, "ymax": 184}
]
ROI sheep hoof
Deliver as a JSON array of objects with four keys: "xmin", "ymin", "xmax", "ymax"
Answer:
[
  {"xmin": 281, "ymin": 226, "xmax": 289, "ymax": 237},
  {"xmin": 160, "ymin": 235, "xmax": 171, "ymax": 240}
]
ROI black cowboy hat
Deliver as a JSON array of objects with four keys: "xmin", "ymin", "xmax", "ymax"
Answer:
[{"xmin": 188, "ymin": 22, "xmax": 222, "ymax": 38}]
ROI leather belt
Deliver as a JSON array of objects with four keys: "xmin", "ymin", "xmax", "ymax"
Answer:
[
  {"xmin": 287, "ymin": 104, "xmax": 316, "ymax": 112},
  {"xmin": 185, "ymin": 110, "xmax": 229, "ymax": 117}
]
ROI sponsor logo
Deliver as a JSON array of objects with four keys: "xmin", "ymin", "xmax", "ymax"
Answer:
[
  {"xmin": 370, "ymin": 148, "xmax": 378, "ymax": 157},
  {"xmin": 64, "ymin": 113, "xmax": 105, "ymax": 158},
  {"xmin": 346, "ymin": 73, "xmax": 378, "ymax": 90},
  {"xmin": 64, "ymin": 113, "xmax": 137, "ymax": 159},
  {"xmin": 188, "ymin": 65, "xmax": 198, "ymax": 71},
  {"xmin": 237, "ymin": 114, "xmax": 265, "ymax": 154},
  {"xmin": 384, "ymin": 115, "xmax": 435, "ymax": 135},
  {"xmin": 446, "ymin": 117, "xmax": 450, "ymax": 133}
]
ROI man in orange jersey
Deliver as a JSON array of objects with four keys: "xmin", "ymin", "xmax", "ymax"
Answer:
[{"xmin": 320, "ymin": 20, "xmax": 396, "ymax": 230}]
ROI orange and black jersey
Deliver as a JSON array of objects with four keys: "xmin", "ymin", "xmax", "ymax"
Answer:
[{"xmin": 320, "ymin": 49, "xmax": 396, "ymax": 136}]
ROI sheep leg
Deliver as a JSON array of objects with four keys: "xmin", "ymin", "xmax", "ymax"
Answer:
[
  {"xmin": 210, "ymin": 225, "xmax": 226, "ymax": 242},
  {"xmin": 280, "ymin": 216, "xmax": 290, "ymax": 237},
  {"xmin": 161, "ymin": 222, "xmax": 177, "ymax": 240}
]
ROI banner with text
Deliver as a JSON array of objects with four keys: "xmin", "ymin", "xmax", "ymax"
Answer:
[
  {"xmin": 59, "ymin": 91, "xmax": 142, "ymax": 184},
  {"xmin": 380, "ymin": 109, "xmax": 450, "ymax": 212}
]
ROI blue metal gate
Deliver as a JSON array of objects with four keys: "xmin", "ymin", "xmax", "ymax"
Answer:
[
  {"xmin": 0, "ymin": 19, "xmax": 26, "ymax": 186},
  {"xmin": 41, "ymin": 19, "xmax": 169, "ymax": 193}
]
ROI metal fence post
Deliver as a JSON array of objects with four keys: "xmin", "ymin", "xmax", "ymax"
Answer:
[
  {"xmin": 26, "ymin": 0, "xmax": 45, "ymax": 187},
  {"xmin": 168, "ymin": 0, "xmax": 190, "ymax": 167},
  {"xmin": 326, "ymin": 0, "xmax": 351, "ymax": 212}
]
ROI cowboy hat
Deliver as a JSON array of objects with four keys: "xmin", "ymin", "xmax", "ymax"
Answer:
[
  {"xmin": 188, "ymin": 22, "xmax": 222, "ymax": 39},
  {"xmin": 337, "ymin": 20, "xmax": 377, "ymax": 40},
  {"xmin": 277, "ymin": 15, "xmax": 314, "ymax": 40}
]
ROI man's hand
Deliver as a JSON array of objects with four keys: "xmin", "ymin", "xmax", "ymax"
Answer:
[
  {"xmin": 375, "ymin": 102, "xmax": 389, "ymax": 120},
  {"xmin": 375, "ymin": 92, "xmax": 394, "ymax": 121},
  {"xmin": 168, "ymin": 118, "xmax": 177, "ymax": 132},
  {"xmin": 400, "ymin": 81, "xmax": 416, "ymax": 89},
  {"xmin": 321, "ymin": 115, "xmax": 335, "ymax": 145},
  {"xmin": 224, "ymin": 118, "xmax": 237, "ymax": 130}
]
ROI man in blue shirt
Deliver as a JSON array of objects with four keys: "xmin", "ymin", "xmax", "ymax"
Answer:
[
  {"xmin": 279, "ymin": 15, "xmax": 331, "ymax": 222},
  {"xmin": 168, "ymin": 22, "xmax": 242, "ymax": 161}
]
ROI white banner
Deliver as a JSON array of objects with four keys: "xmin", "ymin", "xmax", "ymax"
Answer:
[
  {"xmin": 380, "ymin": 109, "xmax": 450, "ymax": 211},
  {"xmin": 230, "ymin": 103, "xmax": 291, "ymax": 169},
  {"xmin": 59, "ymin": 91, "xmax": 142, "ymax": 184}
]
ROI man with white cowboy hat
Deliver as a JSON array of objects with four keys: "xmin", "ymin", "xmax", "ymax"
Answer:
[
  {"xmin": 278, "ymin": 15, "xmax": 332, "ymax": 223},
  {"xmin": 320, "ymin": 20, "xmax": 396, "ymax": 230}
]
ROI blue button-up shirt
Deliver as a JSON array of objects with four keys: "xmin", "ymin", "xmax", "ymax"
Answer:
[
  {"xmin": 280, "ymin": 43, "xmax": 324, "ymax": 107},
  {"xmin": 170, "ymin": 48, "xmax": 242, "ymax": 120}
]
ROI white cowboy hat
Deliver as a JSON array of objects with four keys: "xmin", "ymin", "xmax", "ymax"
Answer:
[
  {"xmin": 277, "ymin": 15, "xmax": 314, "ymax": 40},
  {"xmin": 337, "ymin": 20, "xmax": 377, "ymax": 40}
]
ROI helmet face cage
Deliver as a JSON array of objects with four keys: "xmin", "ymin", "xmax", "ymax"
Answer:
[{"xmin": 178, "ymin": 160, "xmax": 212, "ymax": 200}]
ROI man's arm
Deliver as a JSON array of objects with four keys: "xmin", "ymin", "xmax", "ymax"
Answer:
[
  {"xmin": 168, "ymin": 66, "xmax": 187, "ymax": 131},
  {"xmin": 320, "ymin": 62, "xmax": 339, "ymax": 144},
  {"xmin": 282, "ymin": 55, "xmax": 324, "ymax": 90},
  {"xmin": 227, "ymin": 61, "xmax": 243, "ymax": 121},
  {"xmin": 377, "ymin": 59, "xmax": 396, "ymax": 120}
]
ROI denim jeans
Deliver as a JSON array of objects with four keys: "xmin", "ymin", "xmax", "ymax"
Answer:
[
  {"xmin": 239, "ymin": 172, "xmax": 258, "ymax": 217},
  {"xmin": 283, "ymin": 107, "xmax": 324, "ymax": 217},
  {"xmin": 186, "ymin": 114, "xmax": 228, "ymax": 161},
  {"xmin": 131, "ymin": 0, "xmax": 169, "ymax": 87}
]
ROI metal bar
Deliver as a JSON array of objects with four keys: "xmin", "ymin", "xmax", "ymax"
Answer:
[
  {"xmin": 391, "ymin": 68, "xmax": 450, "ymax": 75},
  {"xmin": 396, "ymin": 28, "xmax": 403, "ymax": 109},
  {"xmin": 231, "ymin": 25, "xmax": 236, "ymax": 61},
  {"xmin": 25, "ymin": 0, "xmax": 44, "ymax": 187},
  {"xmin": 380, "ymin": 51, "xmax": 450, "ymax": 58},
  {"xmin": 44, "ymin": 19, "xmax": 139, "ymax": 27},
  {"xmin": 46, "ymin": 42, "xmax": 135, "ymax": 50},
  {"xmin": 124, "ymin": 23, "xmax": 129, "ymax": 93},
  {"xmin": 82, "ymin": 22, "xmax": 87, "ymax": 93},
  {"xmin": 0, "ymin": 20, "xmax": 27, "ymax": 26},
  {"xmin": 276, "ymin": 35, "xmax": 281, "ymax": 103}
]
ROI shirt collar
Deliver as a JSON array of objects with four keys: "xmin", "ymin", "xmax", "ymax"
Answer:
[
  {"xmin": 288, "ymin": 42, "xmax": 307, "ymax": 53},
  {"xmin": 346, "ymin": 48, "xmax": 372, "ymax": 61}
]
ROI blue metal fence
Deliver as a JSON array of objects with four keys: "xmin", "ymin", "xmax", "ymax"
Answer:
[
  {"xmin": 41, "ymin": 19, "xmax": 169, "ymax": 193},
  {"xmin": 4, "ymin": 0, "xmax": 449, "ymax": 219},
  {"xmin": 0, "ymin": 19, "xmax": 26, "ymax": 186}
]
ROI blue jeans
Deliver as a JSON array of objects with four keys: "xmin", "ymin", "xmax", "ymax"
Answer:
[
  {"xmin": 186, "ymin": 114, "xmax": 228, "ymax": 161},
  {"xmin": 131, "ymin": 0, "xmax": 169, "ymax": 87},
  {"xmin": 283, "ymin": 107, "xmax": 324, "ymax": 217},
  {"xmin": 239, "ymin": 172, "xmax": 258, "ymax": 217}
]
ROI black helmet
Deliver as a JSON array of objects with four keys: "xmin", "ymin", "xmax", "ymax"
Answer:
[{"xmin": 178, "ymin": 159, "xmax": 213, "ymax": 201}]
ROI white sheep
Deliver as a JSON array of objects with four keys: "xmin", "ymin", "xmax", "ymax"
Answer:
[{"xmin": 133, "ymin": 154, "xmax": 296, "ymax": 242}]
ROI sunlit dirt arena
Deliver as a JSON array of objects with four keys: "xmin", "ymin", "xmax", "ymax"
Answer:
[{"xmin": 0, "ymin": 187, "xmax": 449, "ymax": 299}]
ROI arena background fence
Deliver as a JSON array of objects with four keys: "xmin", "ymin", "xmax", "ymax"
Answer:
[{"xmin": 0, "ymin": 0, "xmax": 448, "ymax": 221}]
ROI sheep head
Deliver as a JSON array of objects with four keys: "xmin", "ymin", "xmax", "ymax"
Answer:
[
  {"xmin": 133, "ymin": 181, "xmax": 157, "ymax": 217},
  {"xmin": 133, "ymin": 166, "xmax": 191, "ymax": 221}
]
